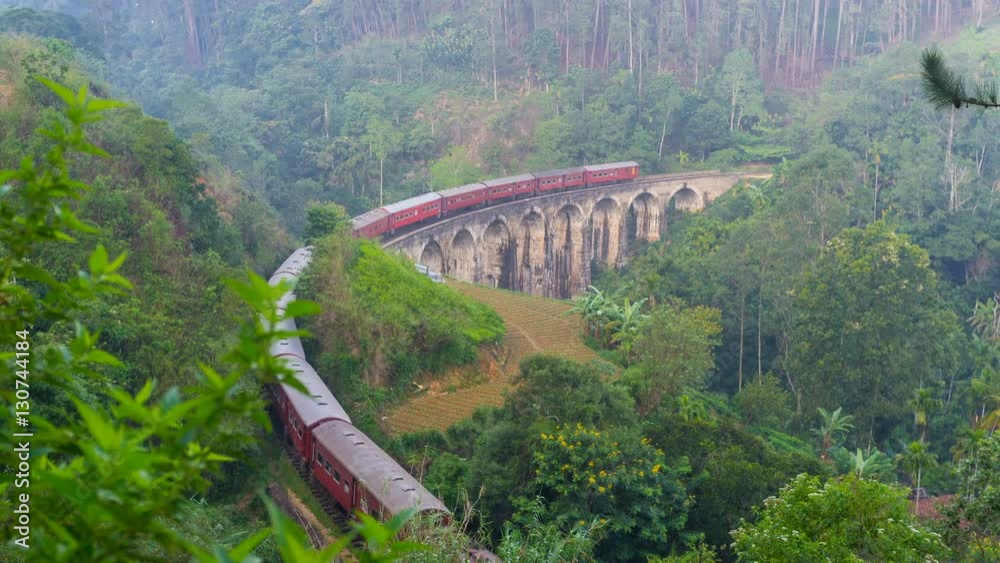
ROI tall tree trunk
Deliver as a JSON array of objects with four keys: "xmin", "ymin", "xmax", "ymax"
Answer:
[
  {"xmin": 775, "ymin": 0, "xmax": 787, "ymax": 74},
  {"xmin": 834, "ymin": 0, "xmax": 844, "ymax": 67},
  {"xmin": 492, "ymin": 7, "xmax": 499, "ymax": 102},
  {"xmin": 591, "ymin": 0, "xmax": 602, "ymax": 69},
  {"xmin": 820, "ymin": 0, "xmax": 830, "ymax": 67},
  {"xmin": 628, "ymin": 0, "xmax": 634, "ymax": 73},
  {"xmin": 809, "ymin": 0, "xmax": 820, "ymax": 75},
  {"xmin": 379, "ymin": 157, "xmax": 385, "ymax": 206},
  {"xmin": 182, "ymin": 0, "xmax": 202, "ymax": 67},
  {"xmin": 739, "ymin": 292, "xmax": 745, "ymax": 391}
]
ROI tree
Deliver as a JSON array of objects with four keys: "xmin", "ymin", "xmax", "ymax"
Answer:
[
  {"xmin": 531, "ymin": 423, "xmax": 692, "ymax": 561},
  {"xmin": 731, "ymin": 474, "xmax": 951, "ymax": 561},
  {"xmin": 895, "ymin": 441, "xmax": 938, "ymax": 515},
  {"xmin": 603, "ymin": 297, "xmax": 648, "ymax": 365},
  {"xmin": 304, "ymin": 201, "xmax": 350, "ymax": 242},
  {"xmin": 906, "ymin": 387, "xmax": 943, "ymax": 443},
  {"xmin": 365, "ymin": 117, "xmax": 403, "ymax": 206},
  {"xmin": 629, "ymin": 304, "xmax": 722, "ymax": 415},
  {"xmin": 812, "ymin": 407, "xmax": 854, "ymax": 461},
  {"xmin": 734, "ymin": 373, "xmax": 793, "ymax": 429},
  {"xmin": 920, "ymin": 47, "xmax": 999, "ymax": 110},
  {"xmin": 429, "ymin": 146, "xmax": 480, "ymax": 190},
  {"xmin": 788, "ymin": 222, "xmax": 959, "ymax": 440}
]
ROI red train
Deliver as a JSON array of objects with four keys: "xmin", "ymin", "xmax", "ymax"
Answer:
[
  {"xmin": 265, "ymin": 247, "xmax": 449, "ymax": 523},
  {"xmin": 351, "ymin": 161, "xmax": 639, "ymax": 237}
]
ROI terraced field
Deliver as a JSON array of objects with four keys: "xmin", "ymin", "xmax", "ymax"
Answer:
[{"xmin": 386, "ymin": 282, "xmax": 609, "ymax": 434}]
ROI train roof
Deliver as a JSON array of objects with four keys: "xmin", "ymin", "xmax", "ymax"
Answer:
[
  {"xmin": 279, "ymin": 360, "xmax": 351, "ymax": 426},
  {"xmin": 273, "ymin": 247, "xmax": 313, "ymax": 277},
  {"xmin": 313, "ymin": 420, "xmax": 449, "ymax": 516},
  {"xmin": 351, "ymin": 208, "xmax": 390, "ymax": 229},
  {"xmin": 481, "ymin": 174, "xmax": 536, "ymax": 186},
  {"xmin": 533, "ymin": 167, "xmax": 585, "ymax": 178},
  {"xmin": 584, "ymin": 161, "xmax": 639, "ymax": 172},
  {"xmin": 438, "ymin": 182, "xmax": 486, "ymax": 197},
  {"xmin": 382, "ymin": 192, "xmax": 442, "ymax": 214}
]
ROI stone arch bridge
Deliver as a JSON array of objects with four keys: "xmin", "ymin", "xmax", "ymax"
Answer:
[{"xmin": 384, "ymin": 170, "xmax": 767, "ymax": 298}]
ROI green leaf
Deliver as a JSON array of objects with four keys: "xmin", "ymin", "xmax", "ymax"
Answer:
[
  {"xmin": 80, "ymin": 349, "xmax": 124, "ymax": 368},
  {"xmin": 35, "ymin": 76, "xmax": 77, "ymax": 106},
  {"xmin": 284, "ymin": 300, "xmax": 322, "ymax": 319},
  {"xmin": 72, "ymin": 398, "xmax": 118, "ymax": 450}
]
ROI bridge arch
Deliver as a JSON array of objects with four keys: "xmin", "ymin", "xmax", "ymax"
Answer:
[
  {"xmin": 481, "ymin": 218, "xmax": 514, "ymax": 289},
  {"xmin": 516, "ymin": 209, "xmax": 547, "ymax": 295},
  {"xmin": 448, "ymin": 229, "xmax": 476, "ymax": 281},
  {"xmin": 626, "ymin": 192, "xmax": 660, "ymax": 243},
  {"xmin": 419, "ymin": 240, "xmax": 445, "ymax": 274},
  {"xmin": 590, "ymin": 197, "xmax": 623, "ymax": 267},
  {"xmin": 553, "ymin": 204, "xmax": 586, "ymax": 298},
  {"xmin": 671, "ymin": 185, "xmax": 703, "ymax": 211}
]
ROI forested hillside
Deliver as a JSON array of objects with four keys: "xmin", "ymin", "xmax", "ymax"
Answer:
[{"xmin": 2, "ymin": 1, "xmax": 995, "ymax": 233}]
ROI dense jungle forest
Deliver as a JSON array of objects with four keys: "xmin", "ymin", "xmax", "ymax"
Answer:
[{"xmin": 0, "ymin": 0, "xmax": 999, "ymax": 561}]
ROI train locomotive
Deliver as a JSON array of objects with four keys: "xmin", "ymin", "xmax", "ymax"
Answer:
[
  {"xmin": 351, "ymin": 161, "xmax": 639, "ymax": 238},
  {"xmin": 265, "ymin": 246, "xmax": 449, "ymax": 523}
]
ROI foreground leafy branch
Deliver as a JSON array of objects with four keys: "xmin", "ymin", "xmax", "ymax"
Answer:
[{"xmin": 0, "ymin": 78, "xmax": 419, "ymax": 561}]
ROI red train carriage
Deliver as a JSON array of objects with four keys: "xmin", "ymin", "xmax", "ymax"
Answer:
[
  {"xmin": 384, "ymin": 193, "xmax": 443, "ymax": 233},
  {"xmin": 482, "ymin": 174, "xmax": 538, "ymax": 203},
  {"xmin": 278, "ymin": 360, "xmax": 352, "ymax": 459},
  {"xmin": 352, "ymin": 208, "xmax": 390, "ymax": 239},
  {"xmin": 583, "ymin": 161, "xmax": 639, "ymax": 186},
  {"xmin": 311, "ymin": 420, "xmax": 450, "ymax": 522},
  {"xmin": 439, "ymin": 182, "xmax": 487, "ymax": 215},
  {"xmin": 534, "ymin": 167, "xmax": 586, "ymax": 193}
]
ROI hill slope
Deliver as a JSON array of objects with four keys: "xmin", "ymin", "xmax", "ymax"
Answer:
[{"xmin": 387, "ymin": 281, "xmax": 611, "ymax": 433}]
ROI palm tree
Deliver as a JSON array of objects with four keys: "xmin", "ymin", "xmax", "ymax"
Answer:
[
  {"xmin": 747, "ymin": 183, "xmax": 771, "ymax": 212},
  {"xmin": 968, "ymin": 293, "xmax": 1000, "ymax": 341},
  {"xmin": 896, "ymin": 441, "xmax": 938, "ymax": 515},
  {"xmin": 851, "ymin": 448, "xmax": 893, "ymax": 480},
  {"xmin": 677, "ymin": 394, "xmax": 708, "ymax": 422},
  {"xmin": 570, "ymin": 286, "xmax": 608, "ymax": 341},
  {"xmin": 675, "ymin": 150, "xmax": 690, "ymax": 165},
  {"xmin": 907, "ymin": 387, "xmax": 943, "ymax": 443},
  {"xmin": 606, "ymin": 297, "xmax": 648, "ymax": 366},
  {"xmin": 812, "ymin": 407, "xmax": 854, "ymax": 461}
]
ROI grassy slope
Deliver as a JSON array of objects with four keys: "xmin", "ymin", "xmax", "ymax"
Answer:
[{"xmin": 386, "ymin": 281, "xmax": 613, "ymax": 433}]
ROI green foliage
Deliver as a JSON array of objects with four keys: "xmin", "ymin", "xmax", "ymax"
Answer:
[
  {"xmin": 733, "ymin": 373, "xmax": 792, "ymax": 430},
  {"xmin": 730, "ymin": 474, "xmax": 951, "ymax": 562},
  {"xmin": 429, "ymin": 146, "xmax": 481, "ymax": 190},
  {"xmin": 0, "ymin": 76, "xmax": 435, "ymax": 563},
  {"xmin": 303, "ymin": 201, "xmax": 349, "ymax": 243},
  {"xmin": 507, "ymin": 355, "xmax": 636, "ymax": 428},
  {"xmin": 532, "ymin": 424, "xmax": 692, "ymax": 561},
  {"xmin": 644, "ymin": 411, "xmax": 824, "ymax": 549},
  {"xmin": 789, "ymin": 222, "xmax": 960, "ymax": 439},
  {"xmin": 497, "ymin": 497, "xmax": 599, "ymax": 563},
  {"xmin": 629, "ymin": 304, "xmax": 722, "ymax": 414},
  {"xmin": 299, "ymin": 235, "xmax": 503, "ymax": 390}
]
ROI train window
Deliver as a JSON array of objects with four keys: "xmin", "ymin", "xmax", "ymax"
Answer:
[
  {"xmin": 316, "ymin": 451, "xmax": 325, "ymax": 465},
  {"xmin": 333, "ymin": 469, "xmax": 341, "ymax": 483},
  {"xmin": 323, "ymin": 461, "xmax": 332, "ymax": 474}
]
